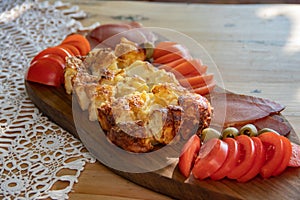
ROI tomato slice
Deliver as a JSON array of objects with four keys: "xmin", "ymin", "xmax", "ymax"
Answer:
[
  {"xmin": 185, "ymin": 64, "xmax": 208, "ymax": 77},
  {"xmin": 30, "ymin": 54, "xmax": 65, "ymax": 67},
  {"xmin": 237, "ymin": 137, "xmax": 266, "ymax": 182},
  {"xmin": 272, "ymin": 136, "xmax": 292, "ymax": 176},
  {"xmin": 192, "ymin": 138, "xmax": 228, "ymax": 180},
  {"xmin": 26, "ymin": 56, "xmax": 64, "ymax": 87},
  {"xmin": 179, "ymin": 73, "xmax": 214, "ymax": 88},
  {"xmin": 158, "ymin": 58, "xmax": 187, "ymax": 70},
  {"xmin": 288, "ymin": 142, "xmax": 300, "ymax": 167},
  {"xmin": 62, "ymin": 34, "xmax": 91, "ymax": 55},
  {"xmin": 171, "ymin": 59, "xmax": 204, "ymax": 77},
  {"xmin": 63, "ymin": 41, "xmax": 90, "ymax": 56},
  {"xmin": 31, "ymin": 46, "xmax": 73, "ymax": 64},
  {"xmin": 58, "ymin": 44, "xmax": 81, "ymax": 56},
  {"xmin": 171, "ymin": 60, "xmax": 198, "ymax": 76},
  {"xmin": 192, "ymin": 81, "xmax": 216, "ymax": 96},
  {"xmin": 227, "ymin": 135, "xmax": 256, "ymax": 179},
  {"xmin": 258, "ymin": 132, "xmax": 284, "ymax": 178},
  {"xmin": 153, "ymin": 43, "xmax": 190, "ymax": 60},
  {"xmin": 178, "ymin": 135, "xmax": 201, "ymax": 178},
  {"xmin": 210, "ymin": 138, "xmax": 240, "ymax": 180},
  {"xmin": 190, "ymin": 76, "xmax": 215, "ymax": 90},
  {"xmin": 153, "ymin": 41, "xmax": 177, "ymax": 59},
  {"xmin": 62, "ymin": 34, "xmax": 87, "ymax": 44},
  {"xmin": 154, "ymin": 51, "xmax": 188, "ymax": 65}
]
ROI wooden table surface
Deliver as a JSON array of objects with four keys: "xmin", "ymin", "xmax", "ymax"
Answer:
[{"xmin": 57, "ymin": 1, "xmax": 300, "ymax": 199}]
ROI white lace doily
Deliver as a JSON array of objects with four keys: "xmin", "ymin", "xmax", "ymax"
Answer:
[{"xmin": 0, "ymin": 1, "xmax": 97, "ymax": 199}]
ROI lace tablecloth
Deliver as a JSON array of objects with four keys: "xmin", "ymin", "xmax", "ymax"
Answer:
[{"xmin": 0, "ymin": 1, "xmax": 97, "ymax": 199}]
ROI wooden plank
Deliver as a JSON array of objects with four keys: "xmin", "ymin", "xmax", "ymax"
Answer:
[
  {"xmin": 41, "ymin": 1, "xmax": 300, "ymax": 199},
  {"xmin": 25, "ymin": 78, "xmax": 300, "ymax": 200}
]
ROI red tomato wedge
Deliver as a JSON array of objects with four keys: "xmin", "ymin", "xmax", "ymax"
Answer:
[
  {"xmin": 30, "ymin": 46, "xmax": 73, "ymax": 64},
  {"xmin": 62, "ymin": 34, "xmax": 90, "ymax": 55},
  {"xmin": 288, "ymin": 142, "xmax": 300, "ymax": 167},
  {"xmin": 192, "ymin": 81, "xmax": 216, "ymax": 96},
  {"xmin": 158, "ymin": 58, "xmax": 187, "ymax": 71},
  {"xmin": 192, "ymin": 138, "xmax": 228, "ymax": 180},
  {"xmin": 63, "ymin": 41, "xmax": 90, "ymax": 56},
  {"xmin": 237, "ymin": 137, "xmax": 266, "ymax": 182},
  {"xmin": 153, "ymin": 41, "xmax": 177, "ymax": 59},
  {"xmin": 227, "ymin": 135, "xmax": 256, "ymax": 179},
  {"xmin": 171, "ymin": 59, "xmax": 199, "ymax": 76},
  {"xmin": 170, "ymin": 59, "xmax": 206, "ymax": 77},
  {"xmin": 190, "ymin": 76, "xmax": 215, "ymax": 90},
  {"xmin": 58, "ymin": 44, "xmax": 81, "ymax": 56},
  {"xmin": 183, "ymin": 60, "xmax": 207, "ymax": 77},
  {"xmin": 30, "ymin": 54, "xmax": 65, "ymax": 67},
  {"xmin": 154, "ymin": 51, "xmax": 189, "ymax": 65},
  {"xmin": 189, "ymin": 66, "xmax": 208, "ymax": 77},
  {"xmin": 272, "ymin": 136, "xmax": 292, "ymax": 176},
  {"xmin": 179, "ymin": 73, "xmax": 214, "ymax": 88},
  {"xmin": 258, "ymin": 132, "xmax": 284, "ymax": 179},
  {"xmin": 26, "ymin": 55, "xmax": 64, "ymax": 87},
  {"xmin": 210, "ymin": 138, "xmax": 240, "ymax": 180},
  {"xmin": 178, "ymin": 135, "xmax": 201, "ymax": 178},
  {"xmin": 62, "ymin": 34, "xmax": 88, "ymax": 43},
  {"xmin": 153, "ymin": 43, "xmax": 190, "ymax": 60}
]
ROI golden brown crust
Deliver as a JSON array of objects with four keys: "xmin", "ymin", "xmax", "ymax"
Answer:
[
  {"xmin": 107, "ymin": 122, "xmax": 154, "ymax": 153},
  {"xmin": 178, "ymin": 94, "xmax": 212, "ymax": 139},
  {"xmin": 64, "ymin": 38, "xmax": 213, "ymax": 153},
  {"xmin": 88, "ymin": 48, "xmax": 117, "ymax": 76},
  {"xmin": 115, "ymin": 38, "xmax": 146, "ymax": 68}
]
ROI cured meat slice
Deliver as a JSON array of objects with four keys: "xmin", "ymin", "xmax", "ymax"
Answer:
[
  {"xmin": 211, "ymin": 93, "xmax": 285, "ymax": 127},
  {"xmin": 87, "ymin": 23, "xmax": 156, "ymax": 49},
  {"xmin": 254, "ymin": 115, "xmax": 291, "ymax": 136}
]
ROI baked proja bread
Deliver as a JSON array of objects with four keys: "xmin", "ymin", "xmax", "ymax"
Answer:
[{"xmin": 64, "ymin": 37, "xmax": 212, "ymax": 153}]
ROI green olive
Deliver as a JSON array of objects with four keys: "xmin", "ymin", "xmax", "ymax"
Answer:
[
  {"xmin": 201, "ymin": 128, "xmax": 222, "ymax": 143},
  {"xmin": 222, "ymin": 127, "xmax": 239, "ymax": 139},
  {"xmin": 258, "ymin": 128, "xmax": 280, "ymax": 136},
  {"xmin": 142, "ymin": 42, "xmax": 154, "ymax": 60},
  {"xmin": 239, "ymin": 124, "xmax": 258, "ymax": 137}
]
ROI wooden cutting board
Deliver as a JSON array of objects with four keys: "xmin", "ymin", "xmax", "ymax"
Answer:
[{"xmin": 25, "ymin": 80, "xmax": 300, "ymax": 200}]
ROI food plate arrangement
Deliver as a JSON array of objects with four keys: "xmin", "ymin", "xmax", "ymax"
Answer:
[{"xmin": 25, "ymin": 23, "xmax": 300, "ymax": 200}]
